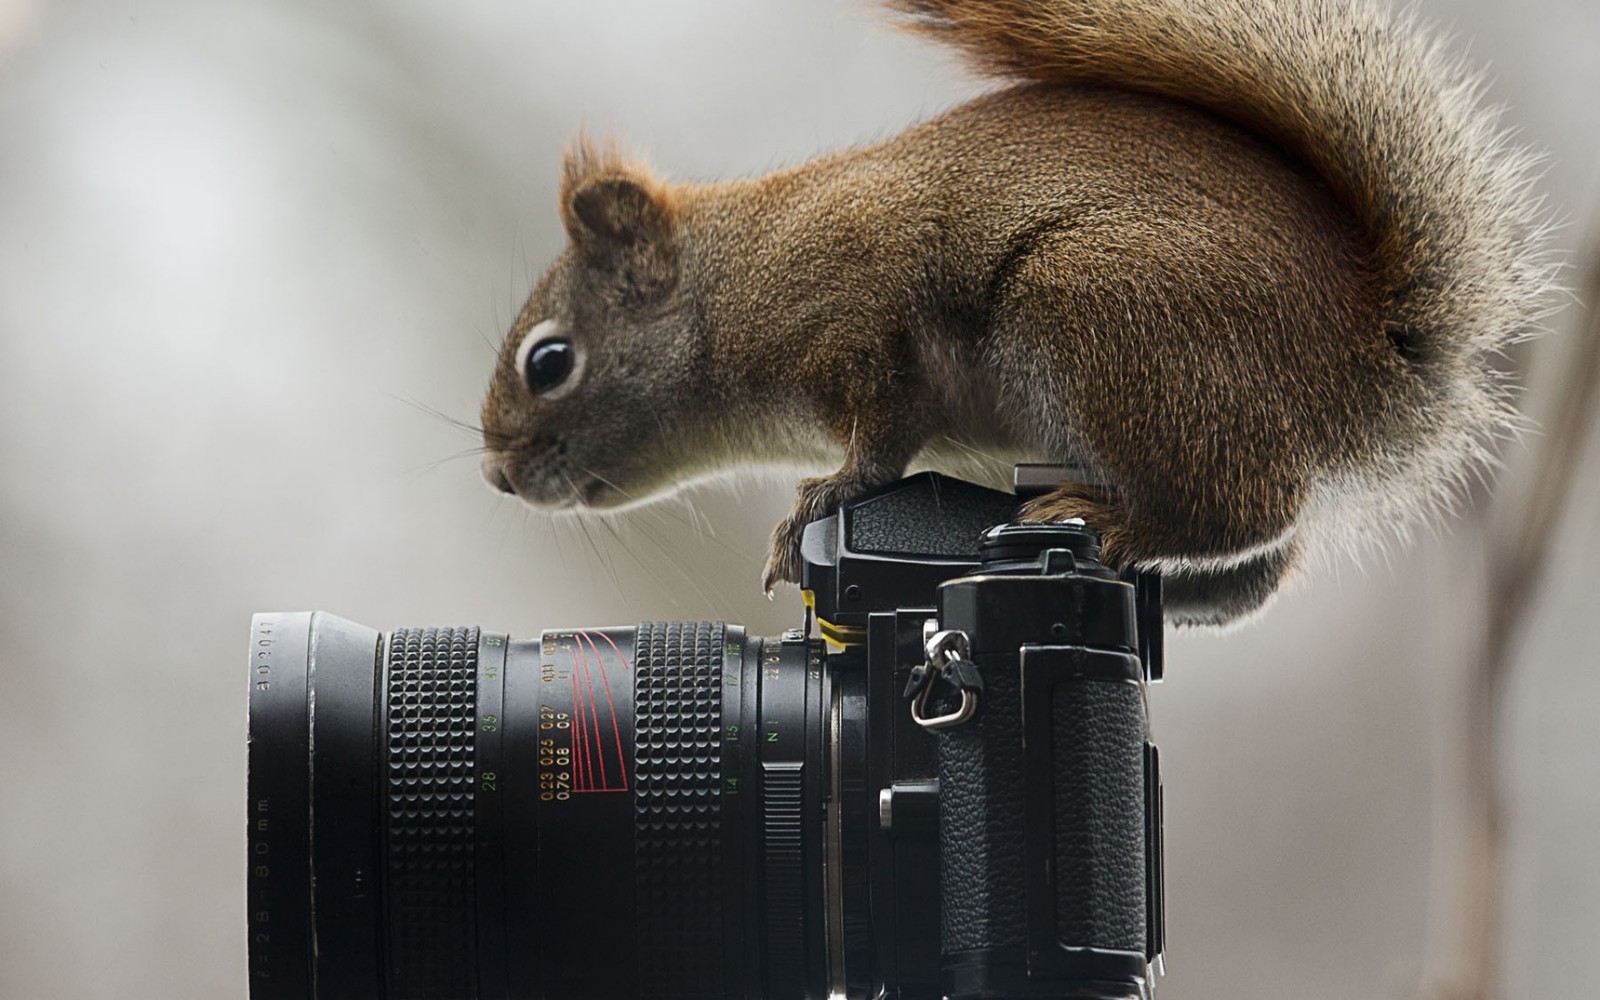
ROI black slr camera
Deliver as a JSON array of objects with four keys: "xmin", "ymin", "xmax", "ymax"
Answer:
[{"xmin": 247, "ymin": 469, "xmax": 1167, "ymax": 1000}]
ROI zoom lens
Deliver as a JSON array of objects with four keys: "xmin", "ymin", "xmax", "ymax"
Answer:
[{"xmin": 246, "ymin": 612, "xmax": 857, "ymax": 1000}]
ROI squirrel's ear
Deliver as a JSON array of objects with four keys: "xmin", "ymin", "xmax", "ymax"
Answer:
[{"xmin": 560, "ymin": 150, "xmax": 679, "ymax": 306}]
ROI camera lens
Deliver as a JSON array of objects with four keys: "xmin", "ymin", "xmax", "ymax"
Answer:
[{"xmin": 246, "ymin": 611, "xmax": 854, "ymax": 1000}]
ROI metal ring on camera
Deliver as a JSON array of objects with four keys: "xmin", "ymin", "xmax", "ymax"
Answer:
[
  {"xmin": 911, "ymin": 628, "xmax": 979, "ymax": 731},
  {"xmin": 911, "ymin": 684, "xmax": 979, "ymax": 730}
]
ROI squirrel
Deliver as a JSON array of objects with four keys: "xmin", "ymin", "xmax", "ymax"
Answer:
[{"xmin": 478, "ymin": 0, "xmax": 1555, "ymax": 626}]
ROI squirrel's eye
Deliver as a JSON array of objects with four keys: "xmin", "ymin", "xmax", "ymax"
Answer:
[
  {"xmin": 515, "ymin": 320, "xmax": 576, "ymax": 396},
  {"xmin": 523, "ymin": 339, "xmax": 574, "ymax": 394}
]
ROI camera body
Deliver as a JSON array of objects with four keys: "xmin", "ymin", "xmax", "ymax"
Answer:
[
  {"xmin": 801, "ymin": 471, "xmax": 1165, "ymax": 1000},
  {"xmin": 246, "ymin": 470, "xmax": 1165, "ymax": 1000}
]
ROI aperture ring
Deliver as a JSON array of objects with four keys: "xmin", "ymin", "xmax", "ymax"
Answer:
[
  {"xmin": 758, "ymin": 635, "xmax": 828, "ymax": 1000},
  {"xmin": 383, "ymin": 626, "xmax": 479, "ymax": 1000}
]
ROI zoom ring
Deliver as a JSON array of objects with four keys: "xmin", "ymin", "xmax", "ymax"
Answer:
[
  {"xmin": 634, "ymin": 621, "xmax": 725, "ymax": 999},
  {"xmin": 384, "ymin": 627, "xmax": 479, "ymax": 1000}
]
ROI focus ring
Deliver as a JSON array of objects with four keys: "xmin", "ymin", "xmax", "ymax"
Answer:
[
  {"xmin": 634, "ymin": 621, "xmax": 725, "ymax": 998},
  {"xmin": 384, "ymin": 627, "xmax": 479, "ymax": 1000}
]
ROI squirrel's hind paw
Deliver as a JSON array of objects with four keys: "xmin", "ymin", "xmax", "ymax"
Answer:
[{"xmin": 1018, "ymin": 483, "xmax": 1131, "ymax": 565}]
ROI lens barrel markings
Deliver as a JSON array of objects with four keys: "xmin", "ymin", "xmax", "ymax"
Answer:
[
  {"xmin": 754, "ymin": 634, "xmax": 828, "ymax": 1000},
  {"xmin": 475, "ymin": 632, "xmax": 510, "ymax": 1000},
  {"xmin": 245, "ymin": 613, "xmax": 313, "ymax": 1000},
  {"xmin": 569, "ymin": 630, "xmax": 628, "ymax": 792}
]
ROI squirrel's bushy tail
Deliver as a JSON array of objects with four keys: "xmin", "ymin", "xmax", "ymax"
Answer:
[{"xmin": 886, "ymin": 0, "xmax": 1556, "ymax": 407}]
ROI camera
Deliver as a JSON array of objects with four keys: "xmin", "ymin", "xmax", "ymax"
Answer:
[{"xmin": 246, "ymin": 469, "xmax": 1166, "ymax": 999}]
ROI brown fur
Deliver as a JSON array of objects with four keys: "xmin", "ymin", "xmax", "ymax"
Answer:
[{"xmin": 480, "ymin": 1, "xmax": 1553, "ymax": 625}]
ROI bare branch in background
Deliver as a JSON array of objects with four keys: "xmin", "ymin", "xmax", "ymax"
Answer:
[{"xmin": 1424, "ymin": 237, "xmax": 1600, "ymax": 1000}]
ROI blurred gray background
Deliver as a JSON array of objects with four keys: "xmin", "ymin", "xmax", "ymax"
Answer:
[{"xmin": 1, "ymin": 1, "xmax": 1597, "ymax": 998}]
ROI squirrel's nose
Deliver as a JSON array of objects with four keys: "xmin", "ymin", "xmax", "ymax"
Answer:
[{"xmin": 481, "ymin": 454, "xmax": 517, "ymax": 496}]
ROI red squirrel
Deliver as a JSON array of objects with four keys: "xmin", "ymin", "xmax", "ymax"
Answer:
[{"xmin": 479, "ymin": 0, "xmax": 1555, "ymax": 625}]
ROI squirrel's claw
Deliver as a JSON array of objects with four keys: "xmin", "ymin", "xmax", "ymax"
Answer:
[
  {"xmin": 763, "ymin": 461, "xmax": 909, "ymax": 596},
  {"xmin": 761, "ymin": 470, "xmax": 868, "ymax": 595},
  {"xmin": 761, "ymin": 510, "xmax": 808, "ymax": 594}
]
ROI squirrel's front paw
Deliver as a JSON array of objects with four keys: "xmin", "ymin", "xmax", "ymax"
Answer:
[
  {"xmin": 761, "ymin": 474, "xmax": 858, "ymax": 594},
  {"xmin": 762, "ymin": 511, "xmax": 809, "ymax": 594}
]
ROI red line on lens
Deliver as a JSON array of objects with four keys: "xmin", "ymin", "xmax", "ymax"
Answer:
[
  {"xmin": 594, "ymin": 629, "xmax": 634, "ymax": 673},
  {"xmin": 582, "ymin": 630, "xmax": 604, "ymax": 787},
  {"xmin": 576, "ymin": 640, "xmax": 595, "ymax": 787},
  {"xmin": 580, "ymin": 631, "xmax": 629, "ymax": 792},
  {"xmin": 570, "ymin": 646, "xmax": 596, "ymax": 791},
  {"xmin": 582, "ymin": 642, "xmax": 606, "ymax": 790},
  {"xmin": 573, "ymin": 636, "xmax": 605, "ymax": 790},
  {"xmin": 568, "ymin": 671, "xmax": 585, "ymax": 791},
  {"xmin": 570, "ymin": 653, "xmax": 584, "ymax": 790}
]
